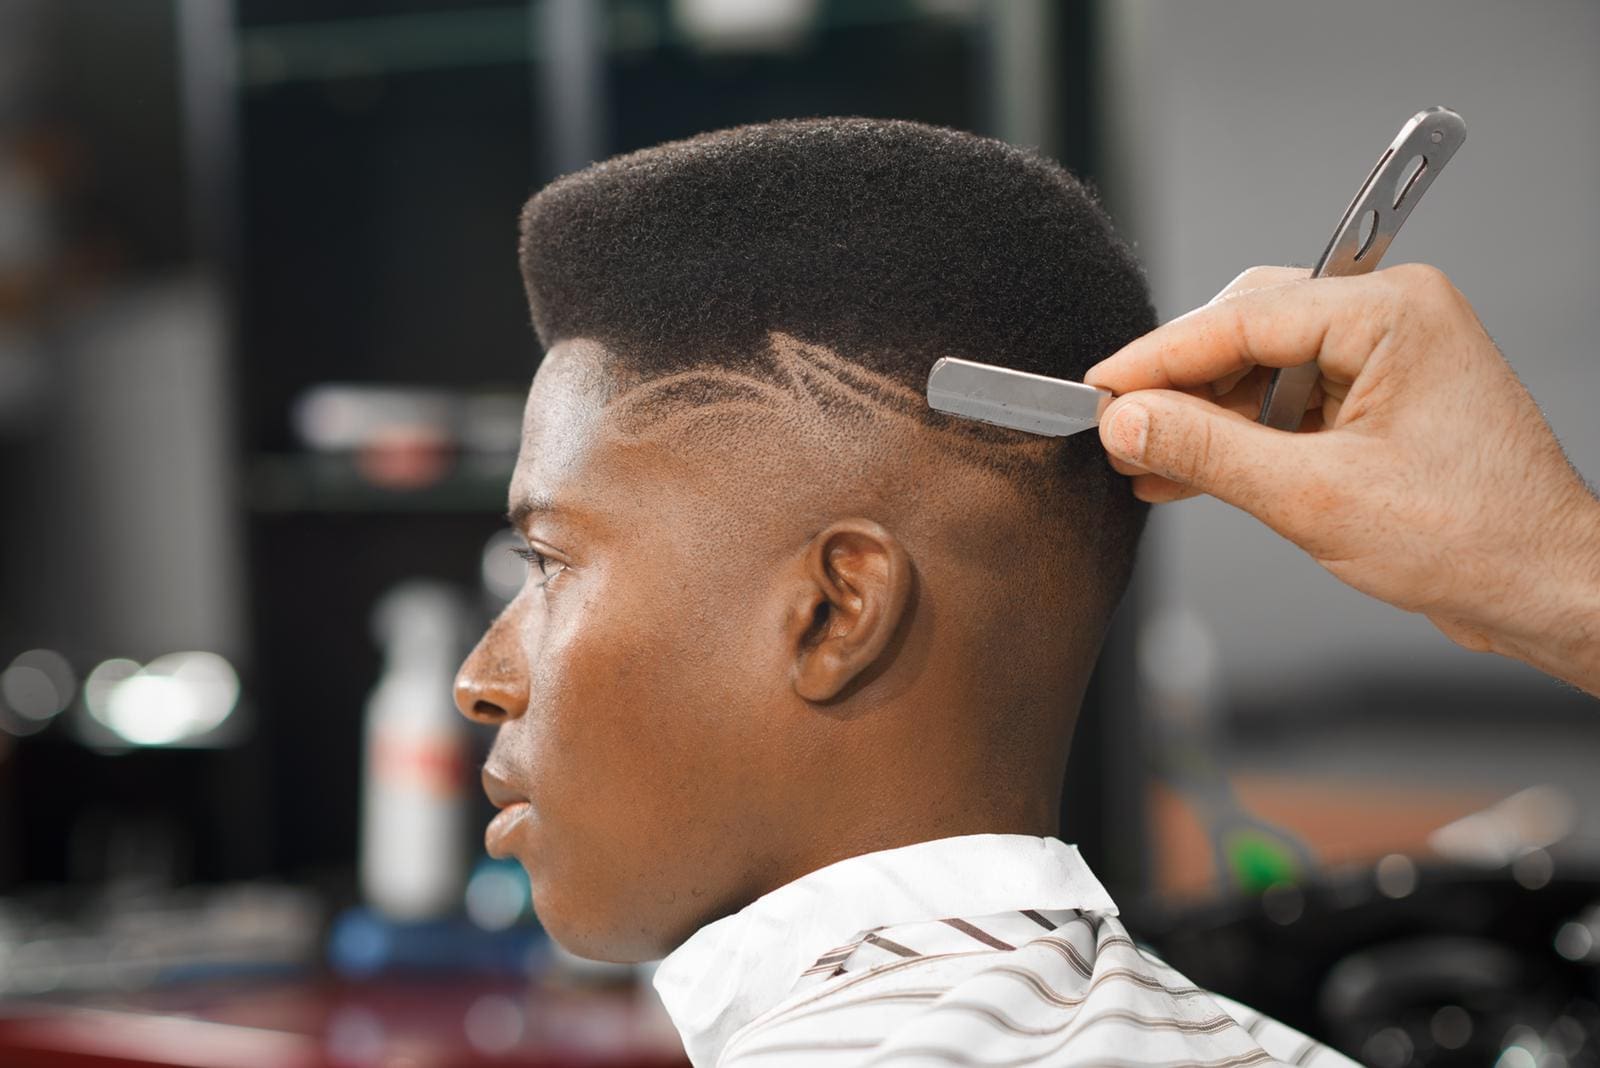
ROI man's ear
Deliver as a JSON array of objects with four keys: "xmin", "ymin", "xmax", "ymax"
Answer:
[{"xmin": 787, "ymin": 518, "xmax": 913, "ymax": 703}]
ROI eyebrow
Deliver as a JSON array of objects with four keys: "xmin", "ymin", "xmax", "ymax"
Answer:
[{"xmin": 507, "ymin": 491, "xmax": 559, "ymax": 529}]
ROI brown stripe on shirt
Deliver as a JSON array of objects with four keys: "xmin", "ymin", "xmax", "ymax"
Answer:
[
  {"xmin": 983, "ymin": 963, "xmax": 1215, "ymax": 1012},
  {"xmin": 801, "ymin": 946, "xmax": 862, "ymax": 975},
  {"xmin": 941, "ymin": 917, "xmax": 1015, "ymax": 950},
  {"xmin": 930, "ymin": 1000, "xmax": 1239, "ymax": 1043},
  {"xmin": 724, "ymin": 987, "xmax": 954, "ymax": 1044},
  {"xmin": 741, "ymin": 1022, "xmax": 1272, "ymax": 1067},
  {"xmin": 857, "ymin": 1048, "xmax": 1277, "ymax": 1068},
  {"xmin": 751, "ymin": 959, "xmax": 1217, "ymax": 1040},
  {"xmin": 764, "ymin": 948, "xmax": 1003, "ymax": 1016},
  {"xmin": 863, "ymin": 931, "xmax": 921, "ymax": 958},
  {"xmin": 1030, "ymin": 934, "xmax": 1095, "ymax": 979}
]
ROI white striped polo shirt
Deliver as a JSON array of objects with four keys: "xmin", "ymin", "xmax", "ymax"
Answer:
[{"xmin": 652, "ymin": 834, "xmax": 1358, "ymax": 1067}]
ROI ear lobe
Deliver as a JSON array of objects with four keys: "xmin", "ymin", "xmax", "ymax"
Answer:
[{"xmin": 789, "ymin": 518, "xmax": 913, "ymax": 703}]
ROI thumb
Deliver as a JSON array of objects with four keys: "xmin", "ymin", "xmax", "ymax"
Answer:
[{"xmin": 1100, "ymin": 391, "xmax": 1320, "ymax": 524}]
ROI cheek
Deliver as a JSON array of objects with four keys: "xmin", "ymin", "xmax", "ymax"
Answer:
[
  {"xmin": 514, "ymin": 553, "xmax": 788, "ymax": 952},
  {"xmin": 530, "ymin": 565, "xmax": 771, "ymax": 802}
]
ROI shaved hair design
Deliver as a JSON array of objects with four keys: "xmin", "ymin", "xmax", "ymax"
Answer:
[{"xmin": 518, "ymin": 117, "xmax": 1156, "ymax": 606}]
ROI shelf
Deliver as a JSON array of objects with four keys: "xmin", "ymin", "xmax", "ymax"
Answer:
[{"xmin": 247, "ymin": 453, "xmax": 512, "ymax": 515}]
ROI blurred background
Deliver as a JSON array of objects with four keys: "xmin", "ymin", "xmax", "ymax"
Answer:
[{"xmin": 0, "ymin": 1, "xmax": 1595, "ymax": 1065}]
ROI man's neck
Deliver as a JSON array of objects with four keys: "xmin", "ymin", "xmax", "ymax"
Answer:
[{"xmin": 751, "ymin": 786, "xmax": 1063, "ymax": 912}]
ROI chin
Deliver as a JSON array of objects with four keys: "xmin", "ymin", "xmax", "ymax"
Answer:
[
  {"xmin": 530, "ymin": 888, "xmax": 677, "ymax": 964},
  {"xmin": 541, "ymin": 920, "xmax": 671, "ymax": 965}
]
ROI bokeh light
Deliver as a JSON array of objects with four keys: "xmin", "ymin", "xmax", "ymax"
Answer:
[
  {"xmin": 0, "ymin": 649, "xmax": 76, "ymax": 735},
  {"xmin": 83, "ymin": 652, "xmax": 240, "ymax": 747}
]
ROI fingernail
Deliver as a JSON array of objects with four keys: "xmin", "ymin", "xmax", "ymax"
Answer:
[{"xmin": 1106, "ymin": 402, "xmax": 1149, "ymax": 461}]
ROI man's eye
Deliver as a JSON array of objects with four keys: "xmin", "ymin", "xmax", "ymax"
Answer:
[{"xmin": 510, "ymin": 546, "xmax": 559, "ymax": 585}]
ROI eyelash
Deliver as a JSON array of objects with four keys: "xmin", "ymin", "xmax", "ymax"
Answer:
[{"xmin": 510, "ymin": 546, "xmax": 560, "ymax": 587}]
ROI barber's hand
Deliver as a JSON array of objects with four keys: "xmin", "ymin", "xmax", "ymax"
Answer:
[{"xmin": 1085, "ymin": 263, "xmax": 1600, "ymax": 696}]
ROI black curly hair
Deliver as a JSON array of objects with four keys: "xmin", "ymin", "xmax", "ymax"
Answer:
[{"xmin": 518, "ymin": 117, "xmax": 1154, "ymax": 605}]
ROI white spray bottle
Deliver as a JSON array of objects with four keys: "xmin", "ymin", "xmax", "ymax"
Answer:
[{"xmin": 359, "ymin": 581, "xmax": 470, "ymax": 920}]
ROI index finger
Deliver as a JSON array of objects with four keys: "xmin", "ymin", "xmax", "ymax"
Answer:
[{"xmin": 1085, "ymin": 272, "xmax": 1396, "ymax": 394}]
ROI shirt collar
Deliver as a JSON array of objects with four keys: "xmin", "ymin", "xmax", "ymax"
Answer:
[{"xmin": 651, "ymin": 834, "xmax": 1117, "ymax": 1066}]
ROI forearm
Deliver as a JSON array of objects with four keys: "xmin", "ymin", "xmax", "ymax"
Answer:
[{"xmin": 1448, "ymin": 491, "xmax": 1600, "ymax": 697}]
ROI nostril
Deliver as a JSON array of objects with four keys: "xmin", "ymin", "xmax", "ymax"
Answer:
[{"xmin": 471, "ymin": 699, "xmax": 508, "ymax": 721}]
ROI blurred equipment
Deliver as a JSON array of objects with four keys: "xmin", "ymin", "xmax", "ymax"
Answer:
[
  {"xmin": 1141, "ymin": 604, "xmax": 1315, "ymax": 893},
  {"xmin": 1430, "ymin": 785, "xmax": 1580, "ymax": 868},
  {"xmin": 1259, "ymin": 106, "xmax": 1466, "ymax": 429},
  {"xmin": 45, "ymin": 277, "xmax": 248, "ymax": 677},
  {"xmin": 290, "ymin": 383, "xmax": 522, "ymax": 493},
  {"xmin": 328, "ymin": 901, "xmax": 543, "ymax": 981},
  {"xmin": 0, "ymin": 882, "xmax": 318, "ymax": 996},
  {"xmin": 1138, "ymin": 789, "xmax": 1600, "ymax": 1068},
  {"xmin": 359, "ymin": 582, "xmax": 471, "ymax": 922}
]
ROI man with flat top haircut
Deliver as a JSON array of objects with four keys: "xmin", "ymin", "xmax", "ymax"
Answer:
[{"xmin": 454, "ymin": 118, "xmax": 1355, "ymax": 1066}]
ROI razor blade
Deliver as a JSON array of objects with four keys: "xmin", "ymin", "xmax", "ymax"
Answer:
[
  {"xmin": 1258, "ymin": 106, "xmax": 1466, "ymax": 430},
  {"xmin": 926, "ymin": 107, "xmax": 1465, "ymax": 441},
  {"xmin": 926, "ymin": 356, "xmax": 1111, "ymax": 437}
]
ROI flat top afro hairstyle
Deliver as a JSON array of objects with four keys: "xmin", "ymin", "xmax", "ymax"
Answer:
[{"xmin": 518, "ymin": 117, "xmax": 1155, "ymax": 592}]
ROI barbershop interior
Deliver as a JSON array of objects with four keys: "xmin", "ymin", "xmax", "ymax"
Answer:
[{"xmin": 1, "ymin": 1, "xmax": 1597, "ymax": 1066}]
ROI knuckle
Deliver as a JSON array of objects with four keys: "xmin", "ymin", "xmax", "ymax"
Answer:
[
  {"xmin": 1389, "ymin": 262, "xmax": 1456, "ymax": 304},
  {"xmin": 1374, "ymin": 262, "xmax": 1471, "ymax": 361}
]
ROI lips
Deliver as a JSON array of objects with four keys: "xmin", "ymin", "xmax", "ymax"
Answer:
[
  {"xmin": 481, "ymin": 766, "xmax": 532, "ymax": 859},
  {"xmin": 482, "ymin": 766, "xmax": 528, "ymax": 810}
]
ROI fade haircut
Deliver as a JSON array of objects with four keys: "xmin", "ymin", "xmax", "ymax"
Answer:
[{"xmin": 518, "ymin": 117, "xmax": 1155, "ymax": 609}]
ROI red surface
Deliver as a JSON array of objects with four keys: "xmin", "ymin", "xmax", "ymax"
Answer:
[
  {"xmin": 1151, "ymin": 775, "xmax": 1497, "ymax": 898},
  {"xmin": 0, "ymin": 978, "xmax": 690, "ymax": 1068}
]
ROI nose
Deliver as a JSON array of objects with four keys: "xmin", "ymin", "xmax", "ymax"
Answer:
[{"xmin": 453, "ymin": 612, "xmax": 529, "ymax": 725}]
